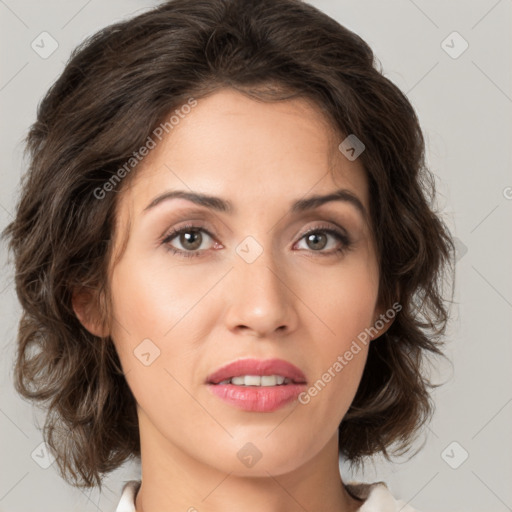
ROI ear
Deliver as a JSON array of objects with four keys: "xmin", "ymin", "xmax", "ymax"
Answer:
[
  {"xmin": 369, "ymin": 288, "xmax": 400, "ymax": 341},
  {"xmin": 72, "ymin": 287, "xmax": 109, "ymax": 338}
]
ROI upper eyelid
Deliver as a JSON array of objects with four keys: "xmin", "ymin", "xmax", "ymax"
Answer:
[
  {"xmin": 162, "ymin": 221, "xmax": 349, "ymax": 245},
  {"xmin": 154, "ymin": 204, "xmax": 360, "ymax": 229},
  {"xmin": 162, "ymin": 222, "xmax": 215, "ymax": 240}
]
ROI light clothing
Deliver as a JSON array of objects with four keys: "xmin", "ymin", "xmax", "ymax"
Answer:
[
  {"xmin": 346, "ymin": 481, "xmax": 418, "ymax": 511},
  {"xmin": 116, "ymin": 481, "xmax": 141, "ymax": 512},
  {"xmin": 115, "ymin": 479, "xmax": 418, "ymax": 511}
]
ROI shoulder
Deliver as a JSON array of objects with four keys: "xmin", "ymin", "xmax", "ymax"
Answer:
[{"xmin": 345, "ymin": 481, "xmax": 419, "ymax": 512}]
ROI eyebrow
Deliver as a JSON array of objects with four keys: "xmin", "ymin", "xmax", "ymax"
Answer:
[{"xmin": 143, "ymin": 188, "xmax": 368, "ymax": 220}]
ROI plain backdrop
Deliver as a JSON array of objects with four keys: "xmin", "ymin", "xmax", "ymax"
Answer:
[{"xmin": 1, "ymin": 1, "xmax": 511, "ymax": 511}]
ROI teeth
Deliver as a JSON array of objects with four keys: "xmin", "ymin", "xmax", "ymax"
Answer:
[{"xmin": 220, "ymin": 375, "xmax": 291, "ymax": 386}]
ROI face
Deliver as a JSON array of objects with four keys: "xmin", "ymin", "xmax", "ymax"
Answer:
[{"xmin": 82, "ymin": 88, "xmax": 390, "ymax": 476}]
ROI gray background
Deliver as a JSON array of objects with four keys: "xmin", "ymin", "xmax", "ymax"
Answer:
[{"xmin": 1, "ymin": 1, "xmax": 511, "ymax": 511}]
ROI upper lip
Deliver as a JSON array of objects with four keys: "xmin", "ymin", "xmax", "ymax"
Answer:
[{"xmin": 206, "ymin": 358, "xmax": 307, "ymax": 384}]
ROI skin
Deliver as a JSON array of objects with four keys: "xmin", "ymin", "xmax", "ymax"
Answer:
[{"xmin": 74, "ymin": 88, "xmax": 394, "ymax": 511}]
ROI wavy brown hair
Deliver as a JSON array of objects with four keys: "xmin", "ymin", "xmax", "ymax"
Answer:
[{"xmin": 2, "ymin": 0, "xmax": 455, "ymax": 489}]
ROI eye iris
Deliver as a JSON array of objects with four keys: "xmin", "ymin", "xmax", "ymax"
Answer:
[
  {"xmin": 306, "ymin": 232, "xmax": 327, "ymax": 250},
  {"xmin": 180, "ymin": 230, "xmax": 202, "ymax": 250}
]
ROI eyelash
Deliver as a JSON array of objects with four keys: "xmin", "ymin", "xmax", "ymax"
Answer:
[{"xmin": 160, "ymin": 222, "xmax": 353, "ymax": 259}]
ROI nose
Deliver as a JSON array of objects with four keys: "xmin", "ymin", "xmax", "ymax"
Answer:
[{"xmin": 223, "ymin": 243, "xmax": 299, "ymax": 338}]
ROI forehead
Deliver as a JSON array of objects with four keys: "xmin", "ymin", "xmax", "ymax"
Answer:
[{"xmin": 116, "ymin": 88, "xmax": 369, "ymax": 229}]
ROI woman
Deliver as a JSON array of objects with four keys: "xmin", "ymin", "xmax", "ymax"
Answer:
[{"xmin": 2, "ymin": 0, "xmax": 454, "ymax": 510}]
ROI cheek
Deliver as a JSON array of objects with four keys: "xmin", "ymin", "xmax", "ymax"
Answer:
[
  {"xmin": 107, "ymin": 258, "xmax": 201, "ymax": 425},
  {"xmin": 297, "ymin": 259, "xmax": 378, "ymax": 407},
  {"xmin": 109, "ymin": 253, "xmax": 202, "ymax": 342},
  {"xmin": 302, "ymin": 257, "xmax": 379, "ymax": 342},
  {"xmin": 108, "ymin": 252, "xmax": 218, "ymax": 398}
]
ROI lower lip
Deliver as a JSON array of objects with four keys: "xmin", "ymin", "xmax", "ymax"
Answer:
[{"xmin": 207, "ymin": 383, "xmax": 307, "ymax": 412}]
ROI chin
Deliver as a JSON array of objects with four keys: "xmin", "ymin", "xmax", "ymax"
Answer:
[{"xmin": 199, "ymin": 432, "xmax": 319, "ymax": 477}]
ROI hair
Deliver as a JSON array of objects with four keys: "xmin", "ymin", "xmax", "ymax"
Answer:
[{"xmin": 2, "ymin": 0, "xmax": 455, "ymax": 490}]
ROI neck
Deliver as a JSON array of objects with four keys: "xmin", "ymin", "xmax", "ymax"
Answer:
[{"xmin": 134, "ymin": 411, "xmax": 361, "ymax": 512}]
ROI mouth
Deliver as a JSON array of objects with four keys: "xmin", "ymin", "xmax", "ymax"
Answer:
[
  {"xmin": 205, "ymin": 358, "xmax": 307, "ymax": 412},
  {"xmin": 206, "ymin": 357, "xmax": 307, "ymax": 386},
  {"xmin": 213, "ymin": 375, "xmax": 297, "ymax": 386}
]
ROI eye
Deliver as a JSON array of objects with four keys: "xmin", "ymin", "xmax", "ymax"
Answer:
[
  {"xmin": 295, "ymin": 224, "xmax": 352, "ymax": 256},
  {"xmin": 161, "ymin": 224, "xmax": 218, "ymax": 258},
  {"xmin": 160, "ymin": 222, "xmax": 353, "ymax": 258}
]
